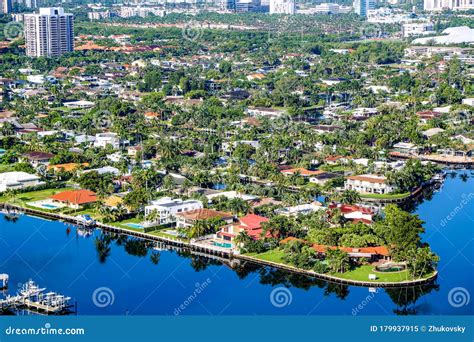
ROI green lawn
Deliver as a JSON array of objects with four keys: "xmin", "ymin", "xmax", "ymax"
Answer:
[
  {"xmin": 0, "ymin": 187, "xmax": 73, "ymax": 204},
  {"xmin": 360, "ymin": 192, "xmax": 410, "ymax": 200},
  {"xmin": 245, "ymin": 250, "xmax": 421, "ymax": 283},
  {"xmin": 332, "ymin": 265, "xmax": 412, "ymax": 282},
  {"xmin": 246, "ymin": 249, "xmax": 286, "ymax": 263}
]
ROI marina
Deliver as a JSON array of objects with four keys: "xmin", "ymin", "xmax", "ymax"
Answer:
[{"xmin": 0, "ymin": 280, "xmax": 73, "ymax": 315}]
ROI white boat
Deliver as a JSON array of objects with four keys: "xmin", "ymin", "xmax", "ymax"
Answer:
[{"xmin": 75, "ymin": 214, "xmax": 96, "ymax": 227}]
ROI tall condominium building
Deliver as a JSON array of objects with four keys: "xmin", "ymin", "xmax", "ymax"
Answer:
[
  {"xmin": 353, "ymin": 0, "xmax": 375, "ymax": 17},
  {"xmin": 424, "ymin": 0, "xmax": 473, "ymax": 11},
  {"xmin": 269, "ymin": 0, "xmax": 295, "ymax": 14},
  {"xmin": 218, "ymin": 0, "xmax": 236, "ymax": 11},
  {"xmin": 1, "ymin": 0, "xmax": 12, "ymax": 14},
  {"xmin": 24, "ymin": 7, "xmax": 74, "ymax": 57}
]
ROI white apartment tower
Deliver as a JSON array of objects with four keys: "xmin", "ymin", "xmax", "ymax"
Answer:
[
  {"xmin": 24, "ymin": 7, "xmax": 74, "ymax": 58},
  {"xmin": 424, "ymin": 0, "xmax": 474, "ymax": 10},
  {"xmin": 0, "ymin": 0, "xmax": 12, "ymax": 14},
  {"xmin": 269, "ymin": 0, "xmax": 295, "ymax": 14}
]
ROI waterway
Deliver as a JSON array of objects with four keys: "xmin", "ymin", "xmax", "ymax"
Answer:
[{"xmin": 0, "ymin": 171, "xmax": 472, "ymax": 315}]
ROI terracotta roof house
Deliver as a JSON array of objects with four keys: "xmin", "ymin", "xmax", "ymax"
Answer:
[
  {"xmin": 280, "ymin": 237, "xmax": 390, "ymax": 261},
  {"xmin": 175, "ymin": 208, "xmax": 234, "ymax": 228},
  {"xmin": 47, "ymin": 163, "xmax": 89, "ymax": 173},
  {"xmin": 50, "ymin": 189, "xmax": 97, "ymax": 209},
  {"xmin": 281, "ymin": 168, "xmax": 324, "ymax": 177},
  {"xmin": 218, "ymin": 214, "xmax": 270, "ymax": 241}
]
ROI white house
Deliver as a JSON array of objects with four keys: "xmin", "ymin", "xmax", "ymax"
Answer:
[
  {"xmin": 222, "ymin": 140, "xmax": 260, "ymax": 153},
  {"xmin": 345, "ymin": 174, "xmax": 395, "ymax": 195},
  {"xmin": 275, "ymin": 202, "xmax": 324, "ymax": 217},
  {"xmin": 63, "ymin": 100, "xmax": 95, "ymax": 109},
  {"xmin": 246, "ymin": 107, "xmax": 286, "ymax": 118},
  {"xmin": 462, "ymin": 98, "xmax": 474, "ymax": 106},
  {"xmin": 144, "ymin": 197, "xmax": 203, "ymax": 225},
  {"xmin": 94, "ymin": 133, "xmax": 120, "ymax": 149},
  {"xmin": 0, "ymin": 172, "xmax": 44, "ymax": 192}
]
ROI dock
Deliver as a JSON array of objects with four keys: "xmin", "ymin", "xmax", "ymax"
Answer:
[{"xmin": 0, "ymin": 280, "xmax": 73, "ymax": 315}]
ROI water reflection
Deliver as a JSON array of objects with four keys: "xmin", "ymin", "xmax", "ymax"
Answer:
[{"xmin": 88, "ymin": 228, "xmax": 438, "ymax": 316}]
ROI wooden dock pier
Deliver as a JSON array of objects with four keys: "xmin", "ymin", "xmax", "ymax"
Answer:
[{"xmin": 0, "ymin": 280, "xmax": 73, "ymax": 315}]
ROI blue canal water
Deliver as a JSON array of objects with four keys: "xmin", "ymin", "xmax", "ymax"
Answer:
[{"xmin": 0, "ymin": 171, "xmax": 473, "ymax": 315}]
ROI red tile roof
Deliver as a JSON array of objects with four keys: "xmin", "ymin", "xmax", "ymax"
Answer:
[
  {"xmin": 281, "ymin": 168, "xmax": 325, "ymax": 177},
  {"xmin": 50, "ymin": 189, "xmax": 97, "ymax": 205},
  {"xmin": 239, "ymin": 214, "xmax": 269, "ymax": 229},
  {"xmin": 280, "ymin": 237, "xmax": 389, "ymax": 257}
]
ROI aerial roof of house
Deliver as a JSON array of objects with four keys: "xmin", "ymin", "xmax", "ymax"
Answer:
[
  {"xmin": 281, "ymin": 168, "xmax": 325, "ymax": 177},
  {"xmin": 175, "ymin": 208, "xmax": 233, "ymax": 221},
  {"xmin": 346, "ymin": 174, "xmax": 387, "ymax": 184},
  {"xmin": 239, "ymin": 214, "xmax": 269, "ymax": 230},
  {"xmin": 50, "ymin": 189, "xmax": 97, "ymax": 205},
  {"xmin": 22, "ymin": 152, "xmax": 55, "ymax": 160},
  {"xmin": 47, "ymin": 163, "xmax": 89, "ymax": 172}
]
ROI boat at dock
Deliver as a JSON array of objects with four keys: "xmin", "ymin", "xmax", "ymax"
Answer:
[
  {"xmin": 75, "ymin": 214, "xmax": 96, "ymax": 227},
  {"xmin": 0, "ymin": 280, "xmax": 73, "ymax": 315}
]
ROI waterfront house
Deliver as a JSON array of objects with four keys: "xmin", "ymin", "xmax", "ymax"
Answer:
[
  {"xmin": 144, "ymin": 197, "xmax": 203, "ymax": 226},
  {"xmin": 175, "ymin": 208, "xmax": 234, "ymax": 229},
  {"xmin": 50, "ymin": 189, "xmax": 97, "ymax": 209},
  {"xmin": 280, "ymin": 237, "xmax": 391, "ymax": 262},
  {"xmin": 217, "ymin": 214, "xmax": 269, "ymax": 241},
  {"xmin": 0, "ymin": 171, "xmax": 44, "ymax": 192},
  {"xmin": 345, "ymin": 174, "xmax": 395, "ymax": 195}
]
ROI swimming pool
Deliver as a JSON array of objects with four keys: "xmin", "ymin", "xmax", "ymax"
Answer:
[
  {"xmin": 125, "ymin": 223, "xmax": 144, "ymax": 229},
  {"xmin": 41, "ymin": 203, "xmax": 60, "ymax": 209},
  {"xmin": 212, "ymin": 241, "xmax": 232, "ymax": 248}
]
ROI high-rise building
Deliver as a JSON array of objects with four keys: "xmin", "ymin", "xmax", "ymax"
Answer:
[
  {"xmin": 24, "ymin": 7, "xmax": 74, "ymax": 58},
  {"xmin": 424, "ymin": 0, "xmax": 473, "ymax": 11},
  {"xmin": 218, "ymin": 0, "xmax": 236, "ymax": 11},
  {"xmin": 269, "ymin": 0, "xmax": 295, "ymax": 14},
  {"xmin": 353, "ymin": 0, "xmax": 375, "ymax": 17},
  {"xmin": 1, "ymin": 0, "xmax": 13, "ymax": 14}
]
